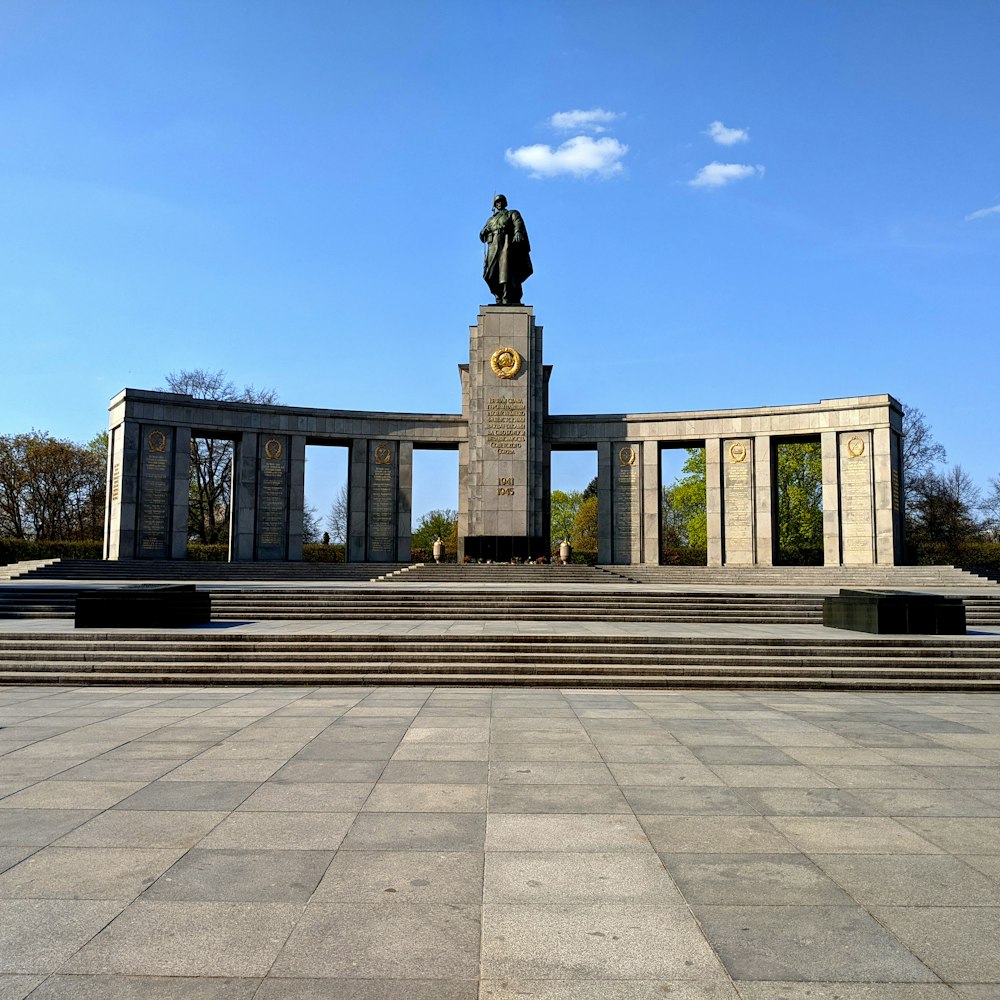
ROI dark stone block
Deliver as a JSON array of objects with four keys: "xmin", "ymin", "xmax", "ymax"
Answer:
[
  {"xmin": 75, "ymin": 585, "xmax": 211, "ymax": 628},
  {"xmin": 463, "ymin": 535, "xmax": 548, "ymax": 561},
  {"xmin": 823, "ymin": 589, "xmax": 966, "ymax": 635}
]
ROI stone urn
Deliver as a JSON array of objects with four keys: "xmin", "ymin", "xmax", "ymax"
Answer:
[
  {"xmin": 559, "ymin": 539, "xmax": 572, "ymax": 565},
  {"xmin": 432, "ymin": 536, "xmax": 444, "ymax": 564}
]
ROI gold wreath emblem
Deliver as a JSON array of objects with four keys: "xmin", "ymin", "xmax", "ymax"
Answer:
[
  {"xmin": 490, "ymin": 347, "xmax": 522, "ymax": 379},
  {"xmin": 147, "ymin": 430, "xmax": 167, "ymax": 453},
  {"xmin": 373, "ymin": 444, "xmax": 392, "ymax": 465},
  {"xmin": 619, "ymin": 446, "xmax": 636, "ymax": 466},
  {"xmin": 264, "ymin": 438, "xmax": 283, "ymax": 461},
  {"xmin": 729, "ymin": 442, "xmax": 747, "ymax": 463},
  {"xmin": 847, "ymin": 435, "xmax": 865, "ymax": 458}
]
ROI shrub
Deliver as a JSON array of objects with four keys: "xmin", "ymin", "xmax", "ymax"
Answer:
[{"xmin": 0, "ymin": 538, "xmax": 102, "ymax": 565}]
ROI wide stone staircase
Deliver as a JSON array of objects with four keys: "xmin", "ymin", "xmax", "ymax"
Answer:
[{"xmin": 1, "ymin": 631, "xmax": 1000, "ymax": 690}]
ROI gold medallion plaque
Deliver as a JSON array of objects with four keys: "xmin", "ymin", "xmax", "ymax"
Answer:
[
  {"xmin": 619, "ymin": 446, "xmax": 636, "ymax": 466},
  {"xmin": 147, "ymin": 430, "xmax": 167, "ymax": 453},
  {"xmin": 847, "ymin": 435, "xmax": 866, "ymax": 458},
  {"xmin": 264, "ymin": 438, "xmax": 283, "ymax": 461},
  {"xmin": 373, "ymin": 444, "xmax": 392, "ymax": 465},
  {"xmin": 729, "ymin": 442, "xmax": 747, "ymax": 463},
  {"xmin": 490, "ymin": 347, "xmax": 522, "ymax": 380}
]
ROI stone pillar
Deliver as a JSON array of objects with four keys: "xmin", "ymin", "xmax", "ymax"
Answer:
[
  {"xmin": 170, "ymin": 427, "xmax": 191, "ymax": 560},
  {"xmin": 104, "ymin": 419, "xmax": 140, "ymax": 560},
  {"xmin": 461, "ymin": 305, "xmax": 547, "ymax": 560},
  {"xmin": 230, "ymin": 432, "xmax": 258, "ymax": 562},
  {"xmin": 254, "ymin": 434, "xmax": 291, "ymax": 560},
  {"xmin": 721, "ymin": 438, "xmax": 754, "ymax": 565},
  {"xmin": 596, "ymin": 441, "xmax": 613, "ymax": 565},
  {"xmin": 873, "ymin": 426, "xmax": 902, "ymax": 564},
  {"xmin": 347, "ymin": 438, "xmax": 368, "ymax": 562},
  {"xmin": 705, "ymin": 437, "xmax": 723, "ymax": 567},
  {"xmin": 135, "ymin": 424, "xmax": 178, "ymax": 560},
  {"xmin": 641, "ymin": 441, "xmax": 660, "ymax": 565},
  {"xmin": 838, "ymin": 430, "xmax": 875, "ymax": 565},
  {"xmin": 753, "ymin": 435, "xmax": 774, "ymax": 566},
  {"xmin": 397, "ymin": 441, "xmax": 413, "ymax": 563},
  {"xmin": 287, "ymin": 434, "xmax": 306, "ymax": 561},
  {"xmin": 821, "ymin": 431, "xmax": 841, "ymax": 567},
  {"xmin": 609, "ymin": 442, "xmax": 643, "ymax": 564}
]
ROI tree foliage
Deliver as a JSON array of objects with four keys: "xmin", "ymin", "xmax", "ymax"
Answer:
[
  {"xmin": 661, "ymin": 448, "xmax": 707, "ymax": 549},
  {"xmin": 572, "ymin": 495, "xmax": 598, "ymax": 553},
  {"xmin": 412, "ymin": 508, "xmax": 458, "ymax": 554},
  {"xmin": 550, "ymin": 489, "xmax": 583, "ymax": 547},
  {"xmin": 775, "ymin": 440, "xmax": 823, "ymax": 565},
  {"xmin": 159, "ymin": 369, "xmax": 278, "ymax": 544},
  {"xmin": 0, "ymin": 431, "xmax": 106, "ymax": 541}
]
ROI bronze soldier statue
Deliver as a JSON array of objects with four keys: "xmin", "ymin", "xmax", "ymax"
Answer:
[{"xmin": 480, "ymin": 194, "xmax": 532, "ymax": 305}]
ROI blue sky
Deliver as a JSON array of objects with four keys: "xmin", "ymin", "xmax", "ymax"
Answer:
[{"xmin": 3, "ymin": 0, "xmax": 999, "ymax": 523}]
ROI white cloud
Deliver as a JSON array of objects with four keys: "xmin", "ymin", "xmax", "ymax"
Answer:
[
  {"xmin": 550, "ymin": 108, "xmax": 621, "ymax": 133},
  {"xmin": 506, "ymin": 136, "xmax": 628, "ymax": 179},
  {"xmin": 689, "ymin": 162, "xmax": 764, "ymax": 188},
  {"xmin": 965, "ymin": 203, "xmax": 1000, "ymax": 222},
  {"xmin": 706, "ymin": 120, "xmax": 749, "ymax": 146}
]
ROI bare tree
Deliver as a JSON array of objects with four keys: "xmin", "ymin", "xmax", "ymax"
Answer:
[
  {"xmin": 327, "ymin": 482, "xmax": 348, "ymax": 545},
  {"xmin": 159, "ymin": 369, "xmax": 278, "ymax": 544},
  {"xmin": 901, "ymin": 403, "xmax": 947, "ymax": 508}
]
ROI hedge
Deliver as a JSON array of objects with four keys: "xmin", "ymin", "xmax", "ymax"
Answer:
[{"xmin": 0, "ymin": 539, "xmax": 103, "ymax": 565}]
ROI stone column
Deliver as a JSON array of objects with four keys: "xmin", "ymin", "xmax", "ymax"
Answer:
[
  {"xmin": 705, "ymin": 438, "xmax": 723, "ymax": 567},
  {"xmin": 610, "ymin": 442, "xmax": 643, "ymax": 565},
  {"xmin": 873, "ymin": 426, "xmax": 902, "ymax": 564},
  {"xmin": 254, "ymin": 434, "xmax": 291, "ymax": 560},
  {"xmin": 230, "ymin": 432, "xmax": 258, "ymax": 562},
  {"xmin": 721, "ymin": 438, "xmax": 755, "ymax": 566},
  {"xmin": 641, "ymin": 441, "xmax": 660, "ymax": 565},
  {"xmin": 461, "ymin": 305, "xmax": 547, "ymax": 560},
  {"xmin": 838, "ymin": 430, "xmax": 875, "ymax": 565},
  {"xmin": 365, "ymin": 439, "xmax": 410, "ymax": 563},
  {"xmin": 821, "ymin": 430, "xmax": 841, "ymax": 567},
  {"xmin": 397, "ymin": 441, "xmax": 413, "ymax": 563},
  {"xmin": 104, "ymin": 419, "xmax": 141, "ymax": 560},
  {"xmin": 287, "ymin": 434, "xmax": 306, "ymax": 561},
  {"xmin": 596, "ymin": 440, "xmax": 613, "ymax": 565},
  {"xmin": 753, "ymin": 435, "xmax": 774, "ymax": 566},
  {"xmin": 170, "ymin": 427, "xmax": 191, "ymax": 560},
  {"xmin": 347, "ymin": 438, "xmax": 368, "ymax": 562},
  {"xmin": 135, "ymin": 424, "xmax": 178, "ymax": 560}
]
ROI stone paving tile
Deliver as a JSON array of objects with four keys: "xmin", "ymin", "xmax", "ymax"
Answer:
[
  {"xmin": 0, "ymin": 846, "xmax": 184, "ymax": 900},
  {"xmin": 236, "ymin": 781, "xmax": 373, "ymax": 812},
  {"xmin": 55, "ymin": 810, "xmax": 226, "ymax": 849},
  {"xmin": 844, "ymin": 787, "xmax": 1000, "ymax": 817},
  {"xmin": 767, "ymin": 817, "xmax": 944, "ymax": 854},
  {"xmin": 0, "ymin": 781, "xmax": 145, "ymax": 810},
  {"xmin": 391, "ymin": 742, "xmax": 491, "ymax": 761},
  {"xmin": 0, "ymin": 809, "xmax": 101, "ymax": 847},
  {"xmin": 810, "ymin": 766, "xmax": 947, "ymax": 788},
  {"xmin": 489, "ymin": 762, "xmax": 614, "ymax": 785},
  {"xmin": 895, "ymin": 817, "xmax": 1000, "ymax": 854},
  {"xmin": 271, "ymin": 901, "xmax": 481, "ymax": 978},
  {"xmin": 961, "ymin": 854, "xmax": 1000, "ymax": 881},
  {"xmin": 607, "ymin": 762, "xmax": 725, "ymax": 786},
  {"xmin": 660, "ymin": 853, "xmax": 854, "ymax": 905},
  {"xmin": 46, "ymin": 760, "xmax": 179, "ymax": 782},
  {"xmin": 484, "ymin": 851, "xmax": 683, "ymax": 905},
  {"xmin": 113, "ymin": 780, "xmax": 259, "ymax": 811},
  {"xmin": 622, "ymin": 786, "xmax": 757, "ymax": 815},
  {"xmin": 196, "ymin": 811, "xmax": 355, "ymax": 850},
  {"xmin": 313, "ymin": 849, "xmax": 483, "ymax": 903},
  {"xmin": 481, "ymin": 902, "xmax": 728, "ymax": 980},
  {"xmin": 0, "ymin": 975, "xmax": 44, "ymax": 1000},
  {"xmin": 639, "ymin": 816, "xmax": 794, "ymax": 854},
  {"xmin": 269, "ymin": 759, "xmax": 386, "ymax": 782},
  {"xmin": 487, "ymin": 814, "xmax": 651, "ymax": 852},
  {"xmin": 871, "ymin": 906, "xmax": 1000, "ymax": 982},
  {"xmin": 479, "ymin": 983, "xmax": 739, "ymax": 1000},
  {"xmin": 292, "ymin": 740, "xmax": 400, "ymax": 760},
  {"xmin": 0, "ymin": 899, "xmax": 127, "ymax": 973},
  {"xmin": 363, "ymin": 781, "xmax": 487, "ymax": 812},
  {"xmin": 155, "ymin": 759, "xmax": 284, "ymax": 782},
  {"xmin": 379, "ymin": 760, "xmax": 488, "ymax": 783},
  {"xmin": 707, "ymin": 765, "xmax": 833, "ymax": 788},
  {"xmin": 254, "ymin": 979, "xmax": 476, "ymax": 999},
  {"xmin": 915, "ymin": 766, "xmax": 1000, "ymax": 788},
  {"xmin": 23, "ymin": 975, "xmax": 261, "ymax": 998},
  {"xmin": 732, "ymin": 985, "xmax": 956, "ymax": 1000},
  {"xmin": 691, "ymin": 903, "xmax": 938, "ymax": 982},
  {"xmin": 341, "ymin": 812, "xmax": 486, "ymax": 851},
  {"xmin": 144, "ymin": 848, "xmax": 333, "ymax": 902},
  {"xmin": 734, "ymin": 787, "xmax": 873, "ymax": 817},
  {"xmin": 489, "ymin": 783, "xmax": 630, "ymax": 814},
  {"xmin": 64, "ymin": 900, "xmax": 302, "ymax": 977},
  {"xmin": 0, "ymin": 847, "xmax": 36, "ymax": 875}
]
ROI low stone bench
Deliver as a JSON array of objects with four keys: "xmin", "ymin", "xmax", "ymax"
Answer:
[
  {"xmin": 75, "ymin": 585, "xmax": 211, "ymax": 628},
  {"xmin": 823, "ymin": 589, "xmax": 966, "ymax": 635}
]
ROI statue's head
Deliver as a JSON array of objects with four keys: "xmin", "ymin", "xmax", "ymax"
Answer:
[{"xmin": 493, "ymin": 194, "xmax": 508, "ymax": 210}]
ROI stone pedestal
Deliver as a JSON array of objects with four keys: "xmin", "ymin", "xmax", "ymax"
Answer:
[{"xmin": 459, "ymin": 306, "xmax": 549, "ymax": 560}]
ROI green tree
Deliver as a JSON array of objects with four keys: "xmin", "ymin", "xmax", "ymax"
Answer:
[
  {"xmin": 572, "ymin": 495, "xmax": 598, "ymax": 553},
  {"xmin": 775, "ymin": 440, "xmax": 823, "ymax": 565},
  {"xmin": 160, "ymin": 369, "xmax": 278, "ymax": 544},
  {"xmin": 412, "ymin": 508, "xmax": 458, "ymax": 553},
  {"xmin": 550, "ymin": 489, "xmax": 583, "ymax": 548},
  {"xmin": 662, "ymin": 448, "xmax": 707, "ymax": 549}
]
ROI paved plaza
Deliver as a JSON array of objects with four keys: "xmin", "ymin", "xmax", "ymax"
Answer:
[{"xmin": 1, "ymin": 683, "xmax": 1000, "ymax": 998}]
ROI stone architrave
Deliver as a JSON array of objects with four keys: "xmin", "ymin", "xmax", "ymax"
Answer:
[
  {"xmin": 839, "ymin": 430, "xmax": 875, "ymax": 565},
  {"xmin": 610, "ymin": 442, "xmax": 642, "ymax": 565},
  {"xmin": 255, "ymin": 434, "xmax": 290, "ymax": 560},
  {"xmin": 136, "ymin": 426, "xmax": 175, "ymax": 559},
  {"xmin": 722, "ymin": 438, "xmax": 754, "ymax": 565},
  {"xmin": 459, "ymin": 305, "xmax": 547, "ymax": 560}
]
